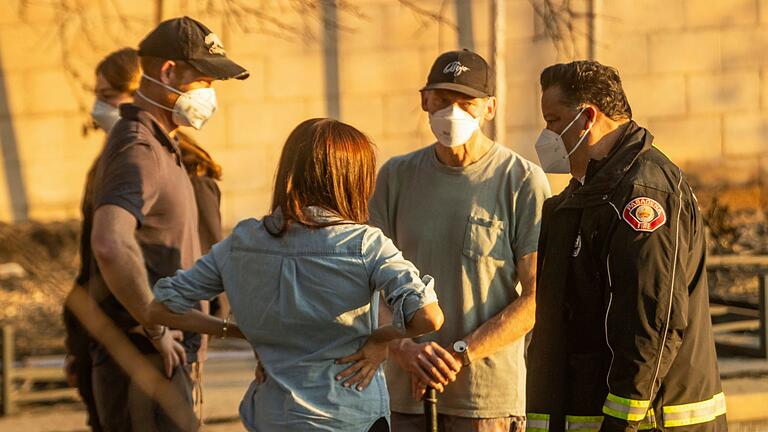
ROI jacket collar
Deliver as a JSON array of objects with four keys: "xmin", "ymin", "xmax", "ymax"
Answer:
[{"xmin": 559, "ymin": 121, "xmax": 653, "ymax": 209}]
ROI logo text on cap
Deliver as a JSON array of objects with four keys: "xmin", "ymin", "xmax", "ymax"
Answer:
[
  {"xmin": 443, "ymin": 61, "xmax": 470, "ymax": 77},
  {"xmin": 205, "ymin": 33, "xmax": 226, "ymax": 55}
]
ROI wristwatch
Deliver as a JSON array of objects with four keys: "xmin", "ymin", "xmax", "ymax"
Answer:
[{"xmin": 452, "ymin": 340, "xmax": 471, "ymax": 366}]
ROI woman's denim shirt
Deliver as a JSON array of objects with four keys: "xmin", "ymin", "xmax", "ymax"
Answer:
[{"xmin": 153, "ymin": 207, "xmax": 438, "ymax": 431}]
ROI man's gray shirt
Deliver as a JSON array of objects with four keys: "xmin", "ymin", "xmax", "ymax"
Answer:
[{"xmin": 369, "ymin": 143, "xmax": 551, "ymax": 417}]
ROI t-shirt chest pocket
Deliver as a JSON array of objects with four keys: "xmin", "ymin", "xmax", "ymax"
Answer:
[{"xmin": 462, "ymin": 214, "xmax": 509, "ymax": 260}]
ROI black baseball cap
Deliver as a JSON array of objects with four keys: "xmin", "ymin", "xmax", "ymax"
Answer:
[
  {"xmin": 421, "ymin": 49, "xmax": 494, "ymax": 98},
  {"xmin": 138, "ymin": 16, "xmax": 249, "ymax": 80}
]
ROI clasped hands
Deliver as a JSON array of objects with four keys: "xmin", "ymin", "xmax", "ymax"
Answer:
[{"xmin": 335, "ymin": 338, "xmax": 462, "ymax": 399}]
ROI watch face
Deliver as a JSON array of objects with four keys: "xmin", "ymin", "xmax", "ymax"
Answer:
[{"xmin": 453, "ymin": 340, "xmax": 468, "ymax": 353}]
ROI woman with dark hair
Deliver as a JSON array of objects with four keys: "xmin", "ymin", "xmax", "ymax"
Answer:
[{"xmin": 147, "ymin": 118, "xmax": 444, "ymax": 432}]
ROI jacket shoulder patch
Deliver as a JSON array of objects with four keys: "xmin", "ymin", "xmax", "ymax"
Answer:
[{"xmin": 622, "ymin": 197, "xmax": 666, "ymax": 232}]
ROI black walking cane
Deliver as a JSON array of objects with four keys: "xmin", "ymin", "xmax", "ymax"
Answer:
[{"xmin": 423, "ymin": 386, "xmax": 438, "ymax": 432}]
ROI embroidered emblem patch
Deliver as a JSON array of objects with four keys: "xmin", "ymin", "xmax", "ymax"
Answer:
[
  {"xmin": 205, "ymin": 33, "xmax": 226, "ymax": 55},
  {"xmin": 623, "ymin": 197, "xmax": 666, "ymax": 232}
]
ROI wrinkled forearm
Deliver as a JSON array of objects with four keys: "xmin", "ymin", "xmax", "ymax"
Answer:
[
  {"xmin": 464, "ymin": 290, "xmax": 535, "ymax": 361},
  {"xmin": 463, "ymin": 252, "xmax": 537, "ymax": 361}
]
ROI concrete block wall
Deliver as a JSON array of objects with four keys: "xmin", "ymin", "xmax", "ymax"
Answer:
[
  {"xmin": 1, "ymin": 0, "xmax": 767, "ymax": 226},
  {"xmin": 593, "ymin": 0, "xmax": 768, "ymax": 188}
]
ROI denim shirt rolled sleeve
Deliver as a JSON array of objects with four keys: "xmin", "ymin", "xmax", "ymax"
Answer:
[
  {"xmin": 153, "ymin": 236, "xmax": 232, "ymax": 313},
  {"xmin": 363, "ymin": 227, "xmax": 438, "ymax": 333}
]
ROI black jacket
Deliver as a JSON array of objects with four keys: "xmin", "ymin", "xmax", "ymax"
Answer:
[{"xmin": 527, "ymin": 122, "xmax": 726, "ymax": 432}]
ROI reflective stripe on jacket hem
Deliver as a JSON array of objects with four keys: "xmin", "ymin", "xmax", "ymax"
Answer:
[
  {"xmin": 565, "ymin": 415, "xmax": 602, "ymax": 432},
  {"xmin": 528, "ymin": 405, "xmax": 659, "ymax": 432},
  {"xmin": 561, "ymin": 408, "xmax": 656, "ymax": 431},
  {"xmin": 602, "ymin": 393, "xmax": 651, "ymax": 421},
  {"xmin": 526, "ymin": 413, "xmax": 550, "ymax": 432},
  {"xmin": 662, "ymin": 392, "xmax": 726, "ymax": 427}
]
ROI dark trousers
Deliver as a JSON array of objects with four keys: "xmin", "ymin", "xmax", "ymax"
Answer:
[
  {"xmin": 92, "ymin": 354, "xmax": 198, "ymax": 432},
  {"xmin": 73, "ymin": 355, "xmax": 103, "ymax": 432}
]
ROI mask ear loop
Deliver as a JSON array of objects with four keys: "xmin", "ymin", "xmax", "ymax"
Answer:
[
  {"xmin": 135, "ymin": 73, "xmax": 186, "ymax": 113},
  {"xmin": 563, "ymin": 107, "xmax": 592, "ymax": 157},
  {"xmin": 135, "ymin": 90, "xmax": 175, "ymax": 113},
  {"xmin": 142, "ymin": 74, "xmax": 184, "ymax": 96}
]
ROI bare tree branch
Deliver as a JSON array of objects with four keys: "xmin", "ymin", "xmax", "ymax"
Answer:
[
  {"xmin": 397, "ymin": 0, "xmax": 457, "ymax": 31},
  {"xmin": 529, "ymin": 0, "xmax": 592, "ymax": 56},
  {"xmin": 15, "ymin": 0, "xmax": 587, "ymax": 124},
  {"xmin": 14, "ymin": 0, "xmax": 370, "ymax": 125}
]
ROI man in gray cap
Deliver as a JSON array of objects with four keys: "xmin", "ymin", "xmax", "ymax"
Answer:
[
  {"xmin": 88, "ymin": 16, "xmax": 247, "ymax": 431},
  {"xmin": 370, "ymin": 49, "xmax": 550, "ymax": 431}
]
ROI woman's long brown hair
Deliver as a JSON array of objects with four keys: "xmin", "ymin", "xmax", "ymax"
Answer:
[
  {"xmin": 96, "ymin": 47, "xmax": 140, "ymax": 95},
  {"xmin": 175, "ymin": 131, "xmax": 223, "ymax": 180},
  {"xmin": 267, "ymin": 118, "xmax": 376, "ymax": 236}
]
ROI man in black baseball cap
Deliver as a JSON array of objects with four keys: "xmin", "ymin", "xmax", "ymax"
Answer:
[
  {"xmin": 421, "ymin": 49, "xmax": 495, "ymax": 98},
  {"xmin": 366, "ymin": 49, "xmax": 550, "ymax": 431},
  {"xmin": 138, "ymin": 15, "xmax": 248, "ymax": 81},
  {"xmin": 133, "ymin": 16, "xmax": 249, "ymax": 132},
  {"xmin": 88, "ymin": 16, "xmax": 248, "ymax": 432}
]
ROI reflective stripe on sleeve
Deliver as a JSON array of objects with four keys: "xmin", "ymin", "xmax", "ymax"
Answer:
[
  {"xmin": 526, "ymin": 413, "xmax": 550, "ymax": 432},
  {"xmin": 662, "ymin": 392, "xmax": 726, "ymax": 427},
  {"xmin": 602, "ymin": 393, "xmax": 651, "ymax": 421},
  {"xmin": 565, "ymin": 415, "xmax": 603, "ymax": 432}
]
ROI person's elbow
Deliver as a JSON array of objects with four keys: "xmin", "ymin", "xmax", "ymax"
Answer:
[
  {"xmin": 408, "ymin": 303, "xmax": 444, "ymax": 334},
  {"xmin": 520, "ymin": 289, "xmax": 536, "ymax": 334},
  {"xmin": 91, "ymin": 228, "xmax": 122, "ymax": 266},
  {"xmin": 427, "ymin": 305, "xmax": 445, "ymax": 332},
  {"xmin": 522, "ymin": 309, "xmax": 536, "ymax": 334}
]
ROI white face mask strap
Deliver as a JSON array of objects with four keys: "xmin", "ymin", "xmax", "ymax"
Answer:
[
  {"xmin": 563, "ymin": 107, "xmax": 591, "ymax": 157},
  {"xmin": 142, "ymin": 73, "xmax": 183, "ymax": 96},
  {"xmin": 135, "ymin": 90, "xmax": 174, "ymax": 112},
  {"xmin": 561, "ymin": 107, "xmax": 587, "ymax": 137}
]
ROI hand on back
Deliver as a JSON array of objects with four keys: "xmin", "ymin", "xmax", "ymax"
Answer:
[{"xmin": 334, "ymin": 337, "xmax": 390, "ymax": 391}]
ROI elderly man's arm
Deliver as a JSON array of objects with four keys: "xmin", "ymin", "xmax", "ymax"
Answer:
[
  {"xmin": 460, "ymin": 252, "xmax": 536, "ymax": 362},
  {"xmin": 91, "ymin": 204, "xmax": 187, "ymax": 377},
  {"xmin": 459, "ymin": 167, "xmax": 549, "ymax": 361},
  {"xmin": 393, "ymin": 252, "xmax": 537, "ymax": 399}
]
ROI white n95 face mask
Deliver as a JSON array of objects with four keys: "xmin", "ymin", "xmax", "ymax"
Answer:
[
  {"xmin": 428, "ymin": 104, "xmax": 480, "ymax": 147},
  {"xmin": 138, "ymin": 74, "xmax": 217, "ymax": 130},
  {"xmin": 91, "ymin": 99, "xmax": 120, "ymax": 133},
  {"xmin": 534, "ymin": 107, "xmax": 591, "ymax": 174}
]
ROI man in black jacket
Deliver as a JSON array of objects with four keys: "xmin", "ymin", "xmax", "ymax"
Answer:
[{"xmin": 527, "ymin": 60, "xmax": 726, "ymax": 432}]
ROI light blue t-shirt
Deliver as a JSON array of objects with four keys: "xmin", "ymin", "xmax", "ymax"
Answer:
[{"xmin": 153, "ymin": 207, "xmax": 438, "ymax": 432}]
